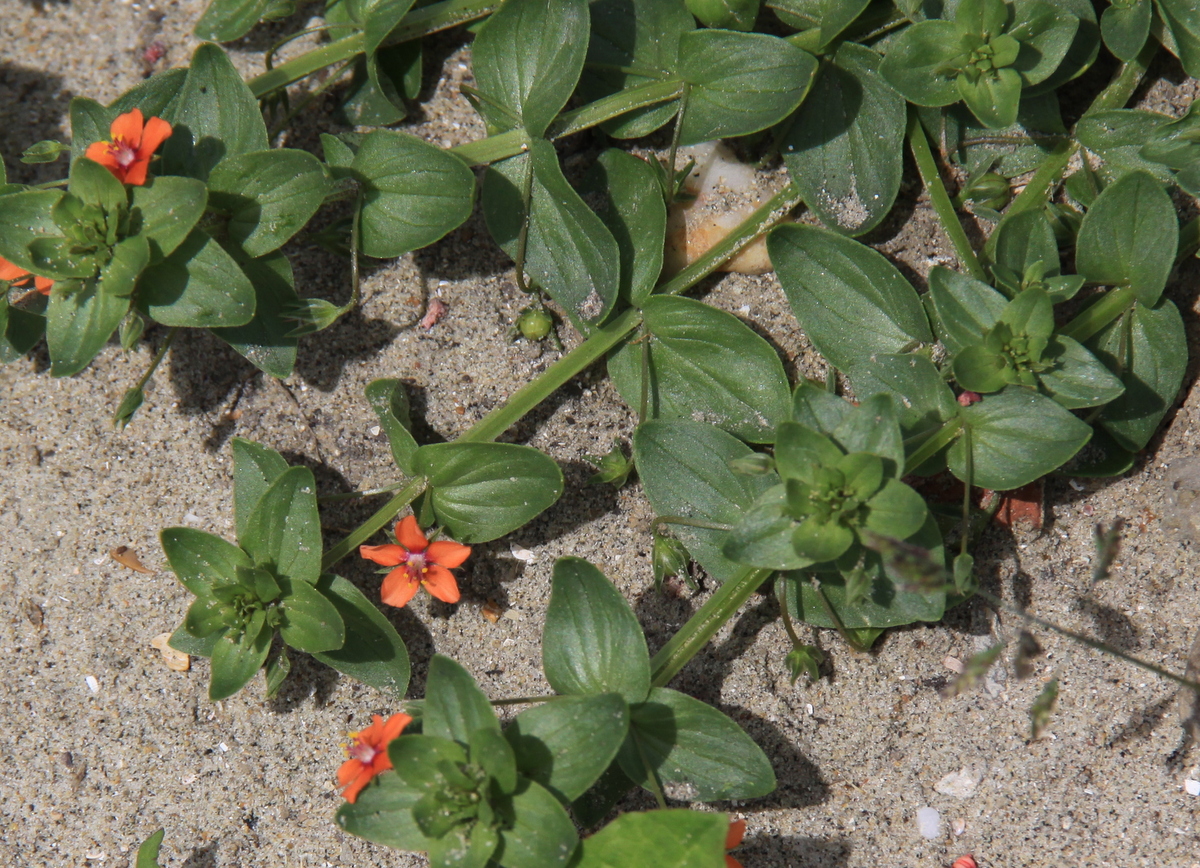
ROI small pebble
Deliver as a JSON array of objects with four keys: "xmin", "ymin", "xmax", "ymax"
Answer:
[
  {"xmin": 1185, "ymin": 778, "xmax": 1200, "ymax": 796},
  {"xmin": 85, "ymin": 675, "xmax": 99, "ymax": 694},
  {"xmin": 917, "ymin": 806, "xmax": 941, "ymax": 839},
  {"xmin": 510, "ymin": 543, "xmax": 535, "ymax": 563}
]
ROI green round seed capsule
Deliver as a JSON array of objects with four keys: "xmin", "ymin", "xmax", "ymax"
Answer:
[{"xmin": 516, "ymin": 307, "xmax": 553, "ymax": 341}]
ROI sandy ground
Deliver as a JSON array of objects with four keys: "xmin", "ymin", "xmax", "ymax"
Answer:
[{"xmin": 3, "ymin": 2, "xmax": 1200, "ymax": 866}]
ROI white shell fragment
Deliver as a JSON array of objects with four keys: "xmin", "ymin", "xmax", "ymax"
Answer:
[
  {"xmin": 935, "ymin": 766, "xmax": 984, "ymax": 798},
  {"xmin": 510, "ymin": 543, "xmax": 535, "ymax": 563},
  {"xmin": 1185, "ymin": 779, "xmax": 1200, "ymax": 796},
  {"xmin": 85, "ymin": 675, "xmax": 99, "ymax": 694},
  {"xmin": 917, "ymin": 807, "xmax": 941, "ymax": 840},
  {"xmin": 150, "ymin": 632, "xmax": 191, "ymax": 672}
]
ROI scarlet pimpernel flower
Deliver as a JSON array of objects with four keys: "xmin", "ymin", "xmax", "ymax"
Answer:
[
  {"xmin": 0, "ymin": 256, "xmax": 52, "ymax": 295},
  {"xmin": 84, "ymin": 108, "xmax": 172, "ymax": 186},
  {"xmin": 338, "ymin": 712, "xmax": 411, "ymax": 803},
  {"xmin": 725, "ymin": 818, "xmax": 746, "ymax": 868},
  {"xmin": 359, "ymin": 515, "xmax": 471, "ymax": 608}
]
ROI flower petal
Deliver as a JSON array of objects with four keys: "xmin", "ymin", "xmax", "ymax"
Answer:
[
  {"xmin": 337, "ymin": 757, "xmax": 364, "ymax": 787},
  {"xmin": 380, "ymin": 567, "xmax": 421, "ymax": 608},
  {"xmin": 395, "ymin": 515, "xmax": 428, "ymax": 552},
  {"xmin": 110, "ymin": 108, "xmax": 145, "ymax": 144},
  {"xmin": 725, "ymin": 819, "xmax": 745, "ymax": 850},
  {"xmin": 84, "ymin": 141, "xmax": 121, "ymax": 174},
  {"xmin": 0, "ymin": 257, "xmax": 27, "ymax": 281},
  {"xmin": 137, "ymin": 115, "xmax": 173, "ymax": 158},
  {"xmin": 380, "ymin": 713, "xmax": 412, "ymax": 742},
  {"xmin": 421, "ymin": 565, "xmax": 460, "ymax": 604},
  {"xmin": 34, "ymin": 275, "xmax": 53, "ymax": 295},
  {"xmin": 725, "ymin": 857, "xmax": 743, "ymax": 868},
  {"xmin": 359, "ymin": 543, "xmax": 406, "ymax": 567},
  {"xmin": 122, "ymin": 159, "xmax": 150, "ymax": 187},
  {"xmin": 427, "ymin": 540, "xmax": 471, "ymax": 569},
  {"xmin": 341, "ymin": 766, "xmax": 377, "ymax": 803}
]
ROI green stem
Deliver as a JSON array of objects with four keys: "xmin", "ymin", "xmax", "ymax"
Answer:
[
  {"xmin": 320, "ymin": 476, "xmax": 429, "ymax": 571},
  {"xmin": 491, "ymin": 694, "xmax": 557, "ymax": 706},
  {"xmin": 810, "ymin": 579, "xmax": 873, "ymax": 652},
  {"xmin": 908, "ymin": 112, "xmax": 987, "ymax": 282},
  {"xmin": 449, "ymin": 79, "xmax": 685, "ymax": 166},
  {"xmin": 652, "ymin": 516, "xmax": 734, "ymax": 533},
  {"xmin": 649, "ymin": 567, "xmax": 774, "ymax": 687},
  {"xmin": 1081, "ymin": 40, "xmax": 1155, "ymax": 117},
  {"xmin": 655, "ymin": 181, "xmax": 804, "ymax": 297},
  {"xmin": 133, "ymin": 325, "xmax": 179, "ymax": 393},
  {"xmin": 1058, "ymin": 285, "xmax": 1135, "ymax": 343},
  {"xmin": 903, "ymin": 416, "xmax": 964, "ymax": 475},
  {"xmin": 1177, "ymin": 217, "xmax": 1199, "ymax": 266},
  {"xmin": 458, "ymin": 308, "xmax": 644, "ymax": 443},
  {"xmin": 975, "ymin": 588, "xmax": 1200, "ymax": 694},
  {"xmin": 318, "ymin": 479, "xmax": 413, "ymax": 503},
  {"xmin": 248, "ymin": 0, "xmax": 498, "ymax": 98},
  {"xmin": 999, "ymin": 139, "xmax": 1076, "ymax": 222},
  {"xmin": 775, "ymin": 578, "xmax": 803, "ymax": 647}
]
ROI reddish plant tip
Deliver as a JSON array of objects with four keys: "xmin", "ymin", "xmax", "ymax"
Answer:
[{"xmin": 952, "ymin": 856, "xmax": 978, "ymax": 868}]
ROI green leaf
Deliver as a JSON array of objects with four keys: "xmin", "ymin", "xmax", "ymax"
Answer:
[
  {"xmin": 136, "ymin": 229, "xmax": 255, "ymax": 328},
  {"xmin": 239, "ymin": 466, "xmax": 322, "ymax": 583},
  {"xmin": 470, "ymin": 725, "xmax": 517, "ymax": 794},
  {"xmin": 850, "ymin": 353, "xmax": 959, "ymax": 436},
  {"xmin": 412, "ymin": 441, "xmax": 563, "ymax": 545},
  {"xmin": 724, "ymin": 485, "xmax": 813, "ymax": 570},
  {"xmin": 617, "ymin": 687, "xmax": 775, "ymax": 800},
  {"xmin": 878, "ymin": 20, "xmax": 963, "ymax": 107},
  {"xmin": 424, "ymin": 654, "xmax": 499, "ymax": 745},
  {"xmin": 168, "ymin": 621, "xmax": 221, "ymax": 658},
  {"xmin": 581, "ymin": 149, "xmax": 666, "ymax": 307},
  {"xmin": 366, "ymin": 378, "xmax": 419, "ymax": 476},
  {"xmin": 277, "ymin": 575, "xmax": 345, "ymax": 653},
  {"xmin": 790, "ymin": 380, "xmax": 853, "ymax": 433},
  {"xmin": 1101, "ymin": 0, "xmax": 1151, "ymax": 61},
  {"xmin": 543, "ymin": 558, "xmax": 650, "ymax": 704},
  {"xmin": 208, "ymin": 619, "xmax": 272, "ymax": 700},
  {"xmin": 571, "ymin": 809, "xmax": 728, "ymax": 868},
  {"xmin": 1075, "ymin": 109, "xmax": 1183, "ymax": 185},
  {"xmin": 135, "ymin": 829, "xmax": 165, "ymax": 868},
  {"xmin": 339, "ymin": 54, "xmax": 407, "ymax": 127},
  {"xmin": 161, "ymin": 527, "xmax": 251, "ymax": 596},
  {"xmin": 1075, "ymin": 170, "xmax": 1177, "ymax": 307},
  {"xmin": 832, "ymin": 393, "xmax": 906, "ymax": 474},
  {"xmin": 311, "ymin": 573, "xmax": 410, "ymax": 694},
  {"xmin": 68, "ymin": 97, "xmax": 116, "ymax": 165},
  {"xmin": 581, "ymin": 0, "xmax": 694, "ymax": 139},
  {"xmin": 195, "ymin": 0, "xmax": 281, "ymax": 41},
  {"xmin": 470, "ymin": 0, "xmax": 589, "ymax": 137},
  {"xmin": 769, "ymin": 224, "xmax": 932, "ymax": 374},
  {"xmin": 212, "ymin": 250, "xmax": 300, "ymax": 378},
  {"xmin": 783, "ymin": 42, "xmax": 906, "ymax": 236},
  {"xmin": 482, "ymin": 140, "xmax": 619, "ymax": 331},
  {"xmin": 1157, "ymin": 0, "xmax": 1200, "ymax": 78},
  {"xmin": 130, "ymin": 175, "xmax": 209, "ymax": 262},
  {"xmin": 111, "ymin": 68, "xmax": 189, "ymax": 119},
  {"xmin": 957, "ymin": 67, "xmax": 1022, "ymax": 129},
  {"xmin": 162, "ymin": 42, "xmax": 269, "ymax": 181},
  {"xmin": 607, "ymin": 296, "xmax": 791, "ymax": 444},
  {"xmin": 351, "ymin": 130, "xmax": 476, "ymax": 259},
  {"xmin": 1008, "ymin": 0, "xmax": 1081, "ymax": 87},
  {"xmin": 948, "ymin": 388, "xmax": 1092, "ymax": 489},
  {"xmin": 363, "ymin": 0, "xmax": 417, "ymax": 56},
  {"xmin": 22, "ymin": 140, "xmax": 68, "ymax": 164},
  {"xmin": 570, "ymin": 761, "xmax": 638, "ymax": 829},
  {"xmin": 633, "ymin": 420, "xmax": 777, "ymax": 582},
  {"xmin": 864, "ymin": 478, "xmax": 928, "ymax": 539},
  {"xmin": 505, "ymin": 693, "xmax": 629, "ymax": 804},
  {"xmin": 0, "ymin": 298, "xmax": 45, "ymax": 364},
  {"xmin": 1037, "ymin": 336, "xmax": 1125, "ymax": 410},
  {"xmin": 45, "ymin": 278, "xmax": 131, "ymax": 377},
  {"xmin": 68, "ymin": 155, "xmax": 127, "ymax": 213},
  {"xmin": 676, "ymin": 30, "xmax": 817, "ymax": 146},
  {"xmin": 987, "ymin": 208, "xmax": 1060, "ymax": 297},
  {"xmin": 1086, "ymin": 298, "xmax": 1187, "ymax": 452},
  {"xmin": 335, "ymin": 772, "xmax": 430, "ymax": 850},
  {"xmin": 783, "ymin": 511, "xmax": 946, "ymax": 629},
  {"xmin": 207, "ymin": 149, "xmax": 331, "ymax": 257},
  {"xmin": 952, "ymin": 344, "xmax": 1011, "ymax": 393},
  {"xmin": 491, "ymin": 778, "xmax": 577, "ymax": 868},
  {"xmin": 0, "ymin": 189, "xmax": 66, "ymax": 273}
]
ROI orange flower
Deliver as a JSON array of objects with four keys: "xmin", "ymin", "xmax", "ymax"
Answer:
[
  {"xmin": 359, "ymin": 515, "xmax": 471, "ymax": 608},
  {"xmin": 725, "ymin": 818, "xmax": 746, "ymax": 868},
  {"xmin": 0, "ymin": 256, "xmax": 52, "ymax": 295},
  {"xmin": 337, "ymin": 712, "xmax": 411, "ymax": 803},
  {"xmin": 84, "ymin": 108, "xmax": 172, "ymax": 186}
]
